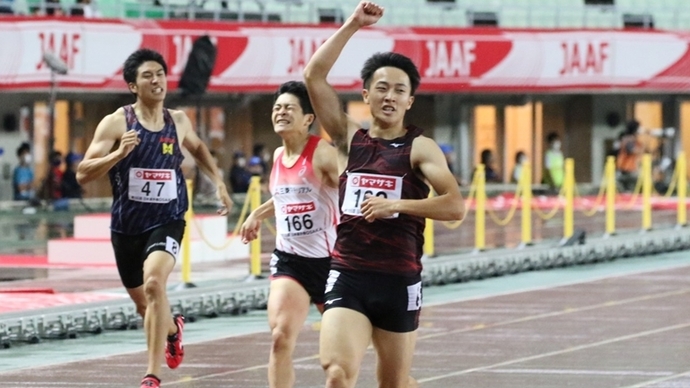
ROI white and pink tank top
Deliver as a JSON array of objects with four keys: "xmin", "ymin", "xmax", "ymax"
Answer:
[{"xmin": 270, "ymin": 135, "xmax": 339, "ymax": 258}]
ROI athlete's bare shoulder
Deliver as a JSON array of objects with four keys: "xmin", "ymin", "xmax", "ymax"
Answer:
[
  {"xmin": 96, "ymin": 108, "xmax": 128, "ymax": 139},
  {"xmin": 314, "ymin": 138, "xmax": 339, "ymax": 187},
  {"xmin": 166, "ymin": 108, "xmax": 184, "ymax": 118},
  {"xmin": 315, "ymin": 138, "xmax": 337, "ymax": 156}
]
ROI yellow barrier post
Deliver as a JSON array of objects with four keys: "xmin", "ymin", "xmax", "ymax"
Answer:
[
  {"xmin": 642, "ymin": 154, "xmax": 652, "ymax": 231},
  {"xmin": 605, "ymin": 156, "xmax": 616, "ymax": 236},
  {"xmin": 248, "ymin": 176, "xmax": 263, "ymax": 277},
  {"xmin": 678, "ymin": 151, "xmax": 687, "ymax": 227},
  {"xmin": 520, "ymin": 162, "xmax": 532, "ymax": 247},
  {"xmin": 475, "ymin": 166, "xmax": 486, "ymax": 252},
  {"xmin": 563, "ymin": 158, "xmax": 574, "ymax": 240},
  {"xmin": 423, "ymin": 189, "xmax": 435, "ymax": 257},
  {"xmin": 179, "ymin": 179, "xmax": 195, "ymax": 288}
]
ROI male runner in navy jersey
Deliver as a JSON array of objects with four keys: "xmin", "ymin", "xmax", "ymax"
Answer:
[
  {"xmin": 77, "ymin": 49, "xmax": 232, "ymax": 388},
  {"xmin": 304, "ymin": 2, "xmax": 465, "ymax": 387},
  {"xmin": 240, "ymin": 81, "xmax": 339, "ymax": 388}
]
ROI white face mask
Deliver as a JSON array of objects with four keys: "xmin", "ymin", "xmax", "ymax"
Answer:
[
  {"xmin": 22, "ymin": 154, "xmax": 32, "ymax": 164},
  {"xmin": 552, "ymin": 140, "xmax": 561, "ymax": 150},
  {"xmin": 237, "ymin": 158, "xmax": 246, "ymax": 168}
]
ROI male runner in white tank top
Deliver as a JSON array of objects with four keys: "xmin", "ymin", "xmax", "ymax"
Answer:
[{"xmin": 240, "ymin": 81, "xmax": 339, "ymax": 388}]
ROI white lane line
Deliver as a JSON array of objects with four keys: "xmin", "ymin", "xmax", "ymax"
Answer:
[
  {"xmin": 486, "ymin": 369, "xmax": 673, "ymax": 377},
  {"xmin": 417, "ymin": 322, "xmax": 690, "ymax": 383},
  {"xmin": 621, "ymin": 370, "xmax": 690, "ymax": 388}
]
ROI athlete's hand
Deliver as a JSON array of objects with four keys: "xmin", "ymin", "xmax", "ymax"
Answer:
[
  {"xmin": 240, "ymin": 214, "xmax": 261, "ymax": 244},
  {"xmin": 350, "ymin": 1, "xmax": 384, "ymax": 28},
  {"xmin": 361, "ymin": 194, "xmax": 397, "ymax": 222},
  {"xmin": 116, "ymin": 129, "xmax": 140, "ymax": 160},
  {"xmin": 216, "ymin": 183, "xmax": 233, "ymax": 216}
]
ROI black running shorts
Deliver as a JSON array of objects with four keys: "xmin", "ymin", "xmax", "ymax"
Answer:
[
  {"xmin": 323, "ymin": 268, "xmax": 422, "ymax": 333},
  {"xmin": 270, "ymin": 249, "xmax": 331, "ymax": 305},
  {"xmin": 111, "ymin": 220, "xmax": 185, "ymax": 289}
]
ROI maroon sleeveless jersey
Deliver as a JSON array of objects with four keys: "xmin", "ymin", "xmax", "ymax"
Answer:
[{"xmin": 332, "ymin": 126, "xmax": 430, "ymax": 277}]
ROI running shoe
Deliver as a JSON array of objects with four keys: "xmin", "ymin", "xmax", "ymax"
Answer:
[{"xmin": 165, "ymin": 314, "xmax": 185, "ymax": 369}]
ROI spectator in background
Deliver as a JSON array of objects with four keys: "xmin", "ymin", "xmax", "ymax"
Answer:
[
  {"xmin": 617, "ymin": 120, "xmax": 643, "ymax": 192},
  {"xmin": 0, "ymin": 0, "xmax": 14, "ymax": 14},
  {"xmin": 247, "ymin": 155, "xmax": 264, "ymax": 176},
  {"xmin": 512, "ymin": 150, "xmax": 527, "ymax": 184},
  {"xmin": 12, "ymin": 143, "xmax": 34, "ymax": 201},
  {"xmin": 480, "ymin": 148, "xmax": 501, "ymax": 183},
  {"xmin": 46, "ymin": 0, "xmax": 63, "ymax": 15},
  {"xmin": 252, "ymin": 143, "xmax": 271, "ymax": 177},
  {"xmin": 61, "ymin": 152, "xmax": 83, "ymax": 199},
  {"xmin": 70, "ymin": 0, "xmax": 101, "ymax": 17},
  {"xmin": 543, "ymin": 132, "xmax": 564, "ymax": 192},
  {"xmin": 44, "ymin": 150, "xmax": 64, "ymax": 201},
  {"xmin": 229, "ymin": 151, "xmax": 251, "ymax": 193}
]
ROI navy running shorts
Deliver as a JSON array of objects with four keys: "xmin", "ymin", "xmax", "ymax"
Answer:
[
  {"xmin": 111, "ymin": 220, "xmax": 185, "ymax": 289},
  {"xmin": 270, "ymin": 249, "xmax": 331, "ymax": 305},
  {"xmin": 323, "ymin": 268, "xmax": 422, "ymax": 333}
]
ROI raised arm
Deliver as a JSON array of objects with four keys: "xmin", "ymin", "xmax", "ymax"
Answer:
[
  {"xmin": 175, "ymin": 110, "xmax": 232, "ymax": 215},
  {"xmin": 76, "ymin": 109, "xmax": 132, "ymax": 185},
  {"xmin": 303, "ymin": 1, "xmax": 383, "ymax": 153}
]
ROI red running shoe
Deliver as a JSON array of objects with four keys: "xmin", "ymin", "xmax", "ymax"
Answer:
[
  {"xmin": 165, "ymin": 315, "xmax": 185, "ymax": 369},
  {"xmin": 140, "ymin": 375, "xmax": 160, "ymax": 388}
]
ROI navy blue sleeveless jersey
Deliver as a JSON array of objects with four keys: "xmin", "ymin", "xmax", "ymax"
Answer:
[
  {"xmin": 109, "ymin": 105, "xmax": 188, "ymax": 235},
  {"xmin": 332, "ymin": 126, "xmax": 430, "ymax": 277}
]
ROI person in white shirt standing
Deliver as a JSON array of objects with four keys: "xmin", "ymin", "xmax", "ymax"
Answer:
[{"xmin": 240, "ymin": 81, "xmax": 339, "ymax": 388}]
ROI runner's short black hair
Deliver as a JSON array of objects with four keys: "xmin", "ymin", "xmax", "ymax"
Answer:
[
  {"xmin": 123, "ymin": 49, "xmax": 168, "ymax": 84},
  {"xmin": 274, "ymin": 81, "xmax": 314, "ymax": 115},
  {"xmin": 360, "ymin": 52, "xmax": 421, "ymax": 96}
]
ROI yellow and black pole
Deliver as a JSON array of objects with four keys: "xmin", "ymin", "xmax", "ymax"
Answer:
[
  {"xmin": 178, "ymin": 179, "xmax": 196, "ymax": 289},
  {"xmin": 605, "ymin": 156, "xmax": 616, "ymax": 236},
  {"xmin": 642, "ymin": 154, "xmax": 652, "ymax": 231},
  {"xmin": 423, "ymin": 189, "xmax": 435, "ymax": 257},
  {"xmin": 677, "ymin": 151, "xmax": 687, "ymax": 227},
  {"xmin": 563, "ymin": 158, "xmax": 575, "ymax": 240},
  {"xmin": 520, "ymin": 162, "xmax": 532, "ymax": 247},
  {"xmin": 248, "ymin": 176, "xmax": 263, "ymax": 277},
  {"xmin": 475, "ymin": 165, "xmax": 486, "ymax": 252}
]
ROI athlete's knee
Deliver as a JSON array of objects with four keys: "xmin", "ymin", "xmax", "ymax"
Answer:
[
  {"xmin": 143, "ymin": 275, "xmax": 165, "ymax": 299},
  {"xmin": 134, "ymin": 303, "xmax": 147, "ymax": 318},
  {"xmin": 322, "ymin": 360, "xmax": 354, "ymax": 387},
  {"xmin": 270, "ymin": 326, "xmax": 296, "ymax": 354}
]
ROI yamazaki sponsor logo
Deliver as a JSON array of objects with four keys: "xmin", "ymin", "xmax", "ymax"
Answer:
[
  {"xmin": 351, "ymin": 175, "xmax": 397, "ymax": 190},
  {"xmin": 135, "ymin": 171, "xmax": 172, "ymax": 180},
  {"xmin": 36, "ymin": 32, "xmax": 81, "ymax": 71},
  {"xmin": 283, "ymin": 202, "xmax": 316, "ymax": 214},
  {"xmin": 560, "ymin": 41, "xmax": 609, "ymax": 76}
]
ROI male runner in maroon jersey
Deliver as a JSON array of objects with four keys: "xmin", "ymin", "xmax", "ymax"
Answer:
[{"xmin": 304, "ymin": 2, "xmax": 465, "ymax": 387}]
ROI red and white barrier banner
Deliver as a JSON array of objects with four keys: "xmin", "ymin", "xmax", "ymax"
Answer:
[{"xmin": 1, "ymin": 17, "xmax": 689, "ymax": 93}]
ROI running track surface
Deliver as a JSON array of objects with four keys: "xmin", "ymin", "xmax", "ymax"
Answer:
[{"xmin": 2, "ymin": 264, "xmax": 690, "ymax": 387}]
